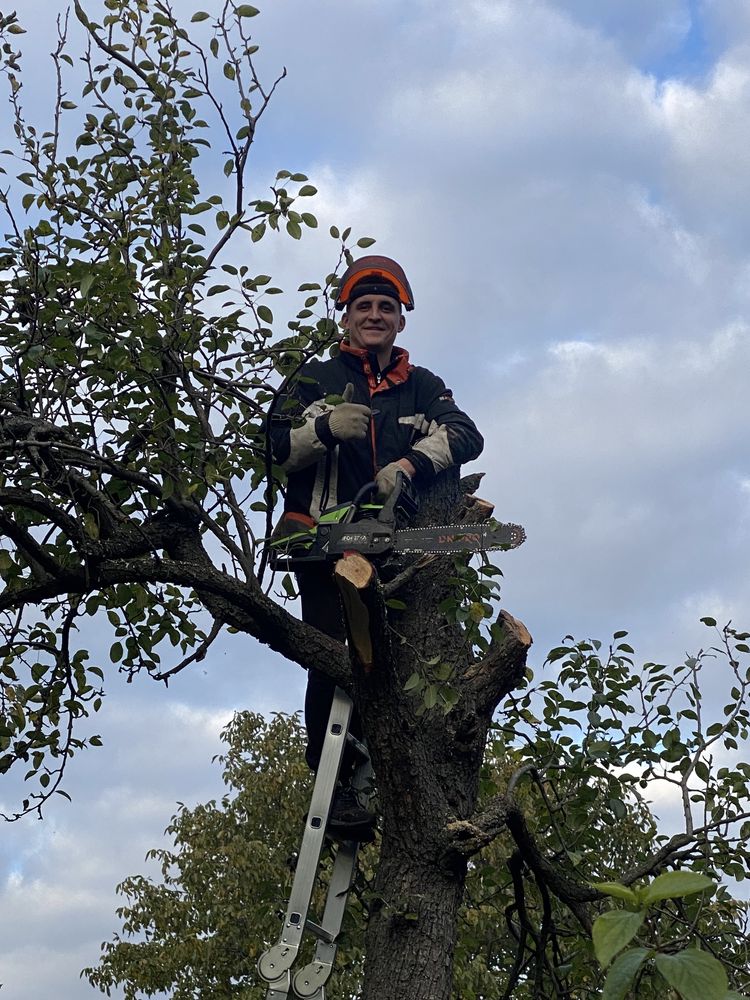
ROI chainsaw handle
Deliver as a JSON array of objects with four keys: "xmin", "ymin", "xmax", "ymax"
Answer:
[
  {"xmin": 377, "ymin": 471, "xmax": 405, "ymax": 524},
  {"xmin": 345, "ymin": 473, "xmax": 416, "ymax": 526},
  {"xmin": 343, "ymin": 481, "xmax": 378, "ymax": 523}
]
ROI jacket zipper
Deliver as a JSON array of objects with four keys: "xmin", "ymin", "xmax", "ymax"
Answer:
[{"xmin": 363, "ymin": 357, "xmax": 381, "ymax": 474}]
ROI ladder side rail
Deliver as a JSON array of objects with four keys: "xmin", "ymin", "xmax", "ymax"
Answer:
[
  {"xmin": 293, "ymin": 753, "xmax": 374, "ymax": 998},
  {"xmin": 258, "ymin": 688, "xmax": 353, "ymax": 992}
]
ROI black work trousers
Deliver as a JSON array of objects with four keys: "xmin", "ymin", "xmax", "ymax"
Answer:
[{"xmin": 296, "ymin": 563, "xmax": 362, "ymax": 778}]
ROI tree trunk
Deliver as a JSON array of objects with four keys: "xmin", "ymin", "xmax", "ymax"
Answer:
[
  {"xmin": 361, "ymin": 834, "xmax": 467, "ymax": 1000},
  {"xmin": 335, "ymin": 470, "xmax": 531, "ymax": 999}
]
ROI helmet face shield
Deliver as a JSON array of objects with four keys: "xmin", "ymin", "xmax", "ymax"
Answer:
[{"xmin": 335, "ymin": 255, "xmax": 414, "ymax": 311}]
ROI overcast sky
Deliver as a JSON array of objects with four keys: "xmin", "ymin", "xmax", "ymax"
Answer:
[{"xmin": 2, "ymin": 0, "xmax": 750, "ymax": 997}]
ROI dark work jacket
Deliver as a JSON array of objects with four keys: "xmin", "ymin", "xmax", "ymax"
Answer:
[{"xmin": 270, "ymin": 342, "xmax": 484, "ymax": 525}]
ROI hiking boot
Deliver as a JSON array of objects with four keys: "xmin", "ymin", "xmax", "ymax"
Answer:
[{"xmin": 328, "ymin": 783, "xmax": 375, "ymax": 836}]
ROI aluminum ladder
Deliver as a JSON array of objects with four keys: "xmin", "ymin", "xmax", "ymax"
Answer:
[{"xmin": 258, "ymin": 687, "xmax": 372, "ymax": 999}]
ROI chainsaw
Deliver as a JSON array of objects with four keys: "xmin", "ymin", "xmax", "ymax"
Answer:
[{"xmin": 269, "ymin": 473, "xmax": 525, "ymax": 568}]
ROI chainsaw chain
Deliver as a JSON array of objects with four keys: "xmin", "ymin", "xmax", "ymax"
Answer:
[{"xmin": 393, "ymin": 522, "xmax": 526, "ymax": 554}]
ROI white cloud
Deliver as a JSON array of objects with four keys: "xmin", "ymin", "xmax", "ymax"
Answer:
[
  {"xmin": 168, "ymin": 703, "xmax": 235, "ymax": 739},
  {"xmin": 660, "ymin": 46, "xmax": 750, "ymax": 244}
]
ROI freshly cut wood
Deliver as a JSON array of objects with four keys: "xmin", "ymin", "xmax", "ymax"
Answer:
[
  {"xmin": 334, "ymin": 550, "xmax": 375, "ymax": 590},
  {"xmin": 335, "ymin": 552, "xmax": 377, "ymax": 672}
]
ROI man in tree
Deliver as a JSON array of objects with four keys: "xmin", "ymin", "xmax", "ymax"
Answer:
[{"xmin": 271, "ymin": 255, "xmax": 484, "ymax": 834}]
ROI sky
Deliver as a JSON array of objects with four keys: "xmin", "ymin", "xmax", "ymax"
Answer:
[{"xmin": 2, "ymin": 0, "xmax": 750, "ymax": 996}]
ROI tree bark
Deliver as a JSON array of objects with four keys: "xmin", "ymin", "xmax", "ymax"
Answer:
[
  {"xmin": 333, "ymin": 469, "xmax": 532, "ymax": 999},
  {"xmin": 361, "ymin": 840, "xmax": 467, "ymax": 1000}
]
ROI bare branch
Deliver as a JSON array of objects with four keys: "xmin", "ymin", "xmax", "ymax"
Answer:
[{"xmin": 153, "ymin": 618, "xmax": 223, "ymax": 684}]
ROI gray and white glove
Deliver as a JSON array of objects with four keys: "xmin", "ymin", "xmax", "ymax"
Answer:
[
  {"xmin": 328, "ymin": 382, "xmax": 371, "ymax": 442},
  {"xmin": 375, "ymin": 461, "xmax": 412, "ymax": 501}
]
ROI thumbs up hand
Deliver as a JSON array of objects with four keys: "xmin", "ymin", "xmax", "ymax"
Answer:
[{"xmin": 328, "ymin": 383, "xmax": 372, "ymax": 441}]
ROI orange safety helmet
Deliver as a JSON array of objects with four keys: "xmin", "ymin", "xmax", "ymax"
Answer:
[{"xmin": 334, "ymin": 255, "xmax": 415, "ymax": 311}]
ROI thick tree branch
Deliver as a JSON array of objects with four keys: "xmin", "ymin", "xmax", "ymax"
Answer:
[
  {"xmin": 0, "ymin": 548, "xmax": 351, "ymax": 686},
  {"xmin": 447, "ymin": 793, "xmax": 594, "ymax": 931},
  {"xmin": 505, "ymin": 807, "xmax": 595, "ymax": 932},
  {"xmin": 0, "ymin": 510, "xmax": 62, "ymax": 579},
  {"xmin": 462, "ymin": 610, "xmax": 532, "ymax": 714},
  {"xmin": 0, "ymin": 487, "xmax": 87, "ymax": 546},
  {"xmin": 618, "ymin": 833, "xmax": 697, "ymax": 886}
]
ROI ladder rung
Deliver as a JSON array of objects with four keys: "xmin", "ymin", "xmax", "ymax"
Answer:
[
  {"xmin": 345, "ymin": 732, "xmax": 370, "ymax": 759},
  {"xmin": 304, "ymin": 919, "xmax": 336, "ymax": 944}
]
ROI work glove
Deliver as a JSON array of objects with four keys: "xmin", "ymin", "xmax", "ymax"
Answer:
[
  {"xmin": 375, "ymin": 461, "xmax": 412, "ymax": 501},
  {"xmin": 327, "ymin": 382, "xmax": 371, "ymax": 442}
]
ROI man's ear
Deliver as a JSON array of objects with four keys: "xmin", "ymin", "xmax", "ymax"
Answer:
[
  {"xmin": 340, "ymin": 309, "xmax": 350, "ymax": 331},
  {"xmin": 398, "ymin": 313, "xmax": 406, "ymax": 332}
]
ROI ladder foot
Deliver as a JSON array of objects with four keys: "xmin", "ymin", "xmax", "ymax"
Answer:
[{"xmin": 293, "ymin": 960, "xmax": 332, "ymax": 998}]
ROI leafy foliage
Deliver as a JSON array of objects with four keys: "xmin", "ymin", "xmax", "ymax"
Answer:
[
  {"xmin": 83, "ymin": 712, "xmax": 367, "ymax": 1000},
  {"xmin": 593, "ymin": 873, "xmax": 744, "ymax": 1000},
  {"xmin": 86, "ymin": 685, "xmax": 750, "ymax": 999},
  {"xmin": 0, "ymin": 1, "xmax": 369, "ymax": 817}
]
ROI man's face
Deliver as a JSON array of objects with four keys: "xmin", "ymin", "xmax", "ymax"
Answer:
[{"xmin": 342, "ymin": 294, "xmax": 405, "ymax": 358}]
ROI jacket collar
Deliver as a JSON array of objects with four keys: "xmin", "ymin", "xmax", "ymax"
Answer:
[
  {"xmin": 340, "ymin": 341, "xmax": 410, "ymax": 372},
  {"xmin": 339, "ymin": 341, "xmax": 412, "ymax": 392}
]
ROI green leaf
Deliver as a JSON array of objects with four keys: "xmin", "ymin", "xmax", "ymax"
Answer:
[
  {"xmin": 386, "ymin": 599, "xmax": 406, "ymax": 610},
  {"xmin": 423, "ymin": 684, "xmax": 438, "ymax": 710},
  {"xmin": 191, "ymin": 11, "xmax": 210, "ymax": 21},
  {"xmin": 469, "ymin": 602, "xmax": 486, "ymax": 623},
  {"xmin": 591, "ymin": 882, "xmax": 639, "ymax": 906},
  {"xmin": 403, "ymin": 672, "xmax": 422, "ymax": 692},
  {"xmin": 223, "ymin": 62, "xmax": 236, "ymax": 81},
  {"xmin": 602, "ymin": 948, "xmax": 651, "ymax": 1000},
  {"xmin": 439, "ymin": 685, "xmax": 459, "ymax": 713},
  {"xmin": 592, "ymin": 910, "xmax": 645, "ymax": 968},
  {"xmin": 700, "ymin": 617, "xmax": 717, "ymax": 627},
  {"xmin": 298, "ymin": 185, "xmax": 317, "ymax": 196},
  {"xmin": 654, "ymin": 950, "xmax": 727, "ymax": 1000},
  {"xmin": 286, "ymin": 220, "xmax": 302, "ymax": 239},
  {"xmin": 236, "ymin": 4, "xmax": 260, "ymax": 14},
  {"xmin": 642, "ymin": 871, "xmax": 714, "ymax": 905},
  {"xmin": 357, "ymin": 236, "xmax": 376, "ymax": 248}
]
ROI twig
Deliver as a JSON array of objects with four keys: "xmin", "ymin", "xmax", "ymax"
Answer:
[{"xmin": 153, "ymin": 618, "xmax": 222, "ymax": 683}]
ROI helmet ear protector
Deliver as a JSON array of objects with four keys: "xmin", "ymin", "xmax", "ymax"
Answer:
[{"xmin": 335, "ymin": 255, "xmax": 415, "ymax": 311}]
